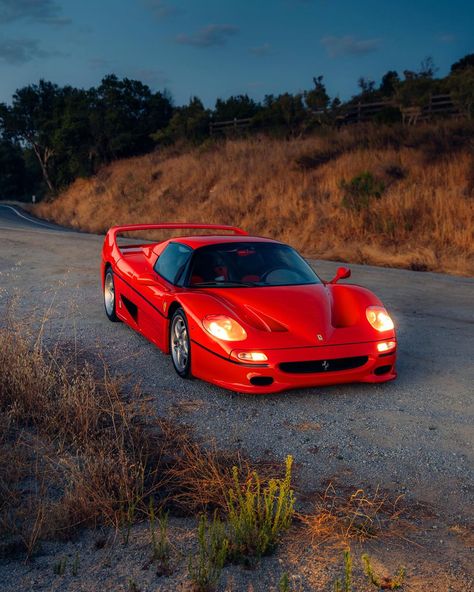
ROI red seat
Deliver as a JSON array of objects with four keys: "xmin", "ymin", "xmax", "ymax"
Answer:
[{"xmin": 242, "ymin": 274, "xmax": 260, "ymax": 282}]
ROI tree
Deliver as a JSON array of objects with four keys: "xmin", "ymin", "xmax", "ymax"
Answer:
[
  {"xmin": 1, "ymin": 80, "xmax": 60, "ymax": 192},
  {"xmin": 450, "ymin": 53, "xmax": 474, "ymax": 74},
  {"xmin": 90, "ymin": 75, "xmax": 173, "ymax": 161},
  {"xmin": 0, "ymin": 135, "xmax": 26, "ymax": 199},
  {"xmin": 152, "ymin": 97, "xmax": 209, "ymax": 144},
  {"xmin": 213, "ymin": 95, "xmax": 259, "ymax": 121},
  {"xmin": 304, "ymin": 76, "xmax": 330, "ymax": 112},
  {"xmin": 357, "ymin": 77, "xmax": 376, "ymax": 97},
  {"xmin": 379, "ymin": 71, "xmax": 400, "ymax": 97},
  {"xmin": 447, "ymin": 66, "xmax": 474, "ymax": 119},
  {"xmin": 418, "ymin": 56, "xmax": 438, "ymax": 79}
]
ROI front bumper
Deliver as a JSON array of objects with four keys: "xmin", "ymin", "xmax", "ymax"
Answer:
[{"xmin": 191, "ymin": 339, "xmax": 397, "ymax": 393}]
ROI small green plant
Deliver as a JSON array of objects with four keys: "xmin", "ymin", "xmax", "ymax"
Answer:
[
  {"xmin": 362, "ymin": 554, "xmax": 406, "ymax": 589},
  {"xmin": 226, "ymin": 455, "xmax": 295, "ymax": 560},
  {"xmin": 120, "ymin": 497, "xmax": 138, "ymax": 545},
  {"xmin": 72, "ymin": 553, "xmax": 79, "ymax": 576},
  {"xmin": 341, "ymin": 172, "xmax": 385, "ymax": 211},
  {"xmin": 128, "ymin": 578, "xmax": 140, "ymax": 592},
  {"xmin": 149, "ymin": 499, "xmax": 171, "ymax": 573},
  {"xmin": 333, "ymin": 549, "xmax": 352, "ymax": 592},
  {"xmin": 53, "ymin": 556, "xmax": 67, "ymax": 575},
  {"xmin": 279, "ymin": 572, "xmax": 290, "ymax": 592},
  {"xmin": 188, "ymin": 513, "xmax": 229, "ymax": 592}
]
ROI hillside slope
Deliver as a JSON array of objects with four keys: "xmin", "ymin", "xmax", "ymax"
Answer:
[{"xmin": 36, "ymin": 123, "xmax": 474, "ymax": 275}]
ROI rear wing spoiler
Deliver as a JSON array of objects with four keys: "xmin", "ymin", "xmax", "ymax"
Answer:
[{"xmin": 108, "ymin": 223, "xmax": 248, "ymax": 244}]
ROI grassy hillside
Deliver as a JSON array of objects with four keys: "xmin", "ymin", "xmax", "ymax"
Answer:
[{"xmin": 36, "ymin": 121, "xmax": 474, "ymax": 275}]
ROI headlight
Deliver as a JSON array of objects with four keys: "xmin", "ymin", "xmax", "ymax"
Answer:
[
  {"xmin": 366, "ymin": 306, "xmax": 394, "ymax": 332},
  {"xmin": 203, "ymin": 315, "xmax": 247, "ymax": 341}
]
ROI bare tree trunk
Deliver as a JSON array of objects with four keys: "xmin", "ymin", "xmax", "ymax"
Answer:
[{"xmin": 31, "ymin": 143, "xmax": 55, "ymax": 193}]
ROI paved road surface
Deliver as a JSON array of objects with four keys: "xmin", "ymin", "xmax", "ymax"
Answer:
[{"xmin": 1, "ymin": 204, "xmax": 473, "ymax": 526}]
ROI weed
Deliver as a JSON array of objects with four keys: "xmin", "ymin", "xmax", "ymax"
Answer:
[
  {"xmin": 128, "ymin": 578, "xmax": 140, "ymax": 592},
  {"xmin": 188, "ymin": 513, "xmax": 229, "ymax": 592},
  {"xmin": 341, "ymin": 171, "xmax": 385, "ymax": 211},
  {"xmin": 53, "ymin": 556, "xmax": 67, "ymax": 575},
  {"xmin": 149, "ymin": 499, "xmax": 171, "ymax": 573},
  {"xmin": 279, "ymin": 572, "xmax": 290, "ymax": 592},
  {"xmin": 120, "ymin": 497, "xmax": 138, "ymax": 545},
  {"xmin": 72, "ymin": 553, "xmax": 79, "ymax": 576},
  {"xmin": 333, "ymin": 549, "xmax": 353, "ymax": 592},
  {"xmin": 301, "ymin": 484, "xmax": 406, "ymax": 546},
  {"xmin": 226, "ymin": 455, "xmax": 295, "ymax": 560},
  {"xmin": 362, "ymin": 554, "xmax": 406, "ymax": 590}
]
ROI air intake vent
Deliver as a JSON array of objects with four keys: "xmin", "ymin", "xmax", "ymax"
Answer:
[
  {"xmin": 250, "ymin": 376, "xmax": 274, "ymax": 386},
  {"xmin": 279, "ymin": 356, "xmax": 368, "ymax": 374}
]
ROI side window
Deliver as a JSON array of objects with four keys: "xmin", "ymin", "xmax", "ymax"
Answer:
[{"xmin": 154, "ymin": 243, "xmax": 192, "ymax": 285}]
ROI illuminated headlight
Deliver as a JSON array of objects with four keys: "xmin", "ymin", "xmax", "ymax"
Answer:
[
  {"xmin": 203, "ymin": 315, "xmax": 247, "ymax": 341},
  {"xmin": 377, "ymin": 340, "xmax": 396, "ymax": 353},
  {"xmin": 366, "ymin": 306, "xmax": 394, "ymax": 332},
  {"xmin": 237, "ymin": 351, "xmax": 268, "ymax": 362}
]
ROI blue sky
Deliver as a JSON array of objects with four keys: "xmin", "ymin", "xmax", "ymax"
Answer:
[{"xmin": 0, "ymin": 0, "xmax": 472, "ymax": 106}]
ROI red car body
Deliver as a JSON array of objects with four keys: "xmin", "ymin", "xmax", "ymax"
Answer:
[{"xmin": 101, "ymin": 223, "xmax": 397, "ymax": 393}]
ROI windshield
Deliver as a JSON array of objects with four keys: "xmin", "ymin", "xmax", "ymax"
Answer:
[{"xmin": 187, "ymin": 242, "xmax": 321, "ymax": 287}]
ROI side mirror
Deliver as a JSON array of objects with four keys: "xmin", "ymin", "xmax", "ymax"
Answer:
[{"xmin": 328, "ymin": 266, "xmax": 351, "ymax": 284}]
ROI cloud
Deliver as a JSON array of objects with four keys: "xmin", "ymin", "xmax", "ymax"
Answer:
[
  {"xmin": 438, "ymin": 33, "xmax": 456, "ymax": 44},
  {"xmin": 89, "ymin": 57, "xmax": 114, "ymax": 70},
  {"xmin": 320, "ymin": 35, "xmax": 380, "ymax": 58},
  {"xmin": 249, "ymin": 43, "xmax": 272, "ymax": 56},
  {"xmin": 0, "ymin": 0, "xmax": 71, "ymax": 25},
  {"xmin": 129, "ymin": 68, "xmax": 170, "ymax": 86},
  {"xmin": 142, "ymin": 0, "xmax": 176, "ymax": 19},
  {"xmin": 0, "ymin": 38, "xmax": 61, "ymax": 64},
  {"xmin": 176, "ymin": 24, "xmax": 238, "ymax": 48}
]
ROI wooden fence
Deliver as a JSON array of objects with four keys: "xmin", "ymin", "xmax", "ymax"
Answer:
[
  {"xmin": 209, "ymin": 94, "xmax": 462, "ymax": 133},
  {"xmin": 340, "ymin": 94, "xmax": 460, "ymax": 125},
  {"xmin": 209, "ymin": 117, "xmax": 252, "ymax": 136}
]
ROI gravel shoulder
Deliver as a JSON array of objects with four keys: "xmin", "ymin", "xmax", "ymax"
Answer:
[{"xmin": 1, "ymin": 205, "xmax": 473, "ymax": 590}]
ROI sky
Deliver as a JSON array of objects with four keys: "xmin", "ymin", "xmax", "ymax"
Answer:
[{"xmin": 0, "ymin": 0, "xmax": 472, "ymax": 107}]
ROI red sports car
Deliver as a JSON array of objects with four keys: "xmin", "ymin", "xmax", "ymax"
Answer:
[{"xmin": 101, "ymin": 224, "xmax": 397, "ymax": 393}]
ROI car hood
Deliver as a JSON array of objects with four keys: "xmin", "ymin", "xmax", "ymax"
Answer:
[{"xmin": 190, "ymin": 283, "xmax": 379, "ymax": 348}]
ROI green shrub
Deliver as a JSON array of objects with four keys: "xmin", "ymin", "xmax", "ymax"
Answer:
[
  {"xmin": 226, "ymin": 455, "xmax": 295, "ymax": 560},
  {"xmin": 341, "ymin": 172, "xmax": 385, "ymax": 211},
  {"xmin": 362, "ymin": 554, "xmax": 406, "ymax": 589},
  {"xmin": 188, "ymin": 513, "xmax": 228, "ymax": 592},
  {"xmin": 149, "ymin": 500, "xmax": 171, "ymax": 574}
]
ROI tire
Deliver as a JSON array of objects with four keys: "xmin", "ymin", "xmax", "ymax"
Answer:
[
  {"xmin": 170, "ymin": 308, "xmax": 192, "ymax": 378},
  {"xmin": 104, "ymin": 267, "xmax": 119, "ymax": 322}
]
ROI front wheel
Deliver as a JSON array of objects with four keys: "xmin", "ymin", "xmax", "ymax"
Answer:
[
  {"xmin": 104, "ymin": 267, "xmax": 119, "ymax": 322},
  {"xmin": 170, "ymin": 308, "xmax": 192, "ymax": 378}
]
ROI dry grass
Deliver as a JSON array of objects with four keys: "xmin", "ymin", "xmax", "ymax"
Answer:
[
  {"xmin": 36, "ymin": 121, "xmax": 474, "ymax": 275},
  {"xmin": 0, "ymin": 312, "xmax": 170, "ymax": 551},
  {"xmin": 299, "ymin": 483, "xmax": 408, "ymax": 548},
  {"xmin": 0, "ymin": 309, "xmax": 265, "ymax": 556}
]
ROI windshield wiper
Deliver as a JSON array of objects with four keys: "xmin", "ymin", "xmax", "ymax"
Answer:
[{"xmin": 192, "ymin": 280, "xmax": 258, "ymax": 287}]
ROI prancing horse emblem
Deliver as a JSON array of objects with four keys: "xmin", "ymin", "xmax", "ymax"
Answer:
[
  {"xmin": 322, "ymin": 360, "xmax": 330, "ymax": 371},
  {"xmin": 317, "ymin": 334, "xmax": 323, "ymax": 341}
]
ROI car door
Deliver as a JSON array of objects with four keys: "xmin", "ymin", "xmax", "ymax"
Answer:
[{"xmin": 138, "ymin": 242, "xmax": 192, "ymax": 348}]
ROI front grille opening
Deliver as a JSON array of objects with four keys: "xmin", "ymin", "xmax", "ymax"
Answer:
[
  {"xmin": 279, "ymin": 356, "xmax": 368, "ymax": 374},
  {"xmin": 250, "ymin": 376, "xmax": 274, "ymax": 386},
  {"xmin": 374, "ymin": 365, "xmax": 392, "ymax": 376}
]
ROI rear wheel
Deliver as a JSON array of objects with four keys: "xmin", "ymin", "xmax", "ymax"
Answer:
[
  {"xmin": 170, "ymin": 308, "xmax": 191, "ymax": 378},
  {"xmin": 104, "ymin": 267, "xmax": 119, "ymax": 322}
]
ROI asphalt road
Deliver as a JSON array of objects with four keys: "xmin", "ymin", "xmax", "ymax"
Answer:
[{"xmin": 1, "ymin": 203, "xmax": 473, "ymax": 525}]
